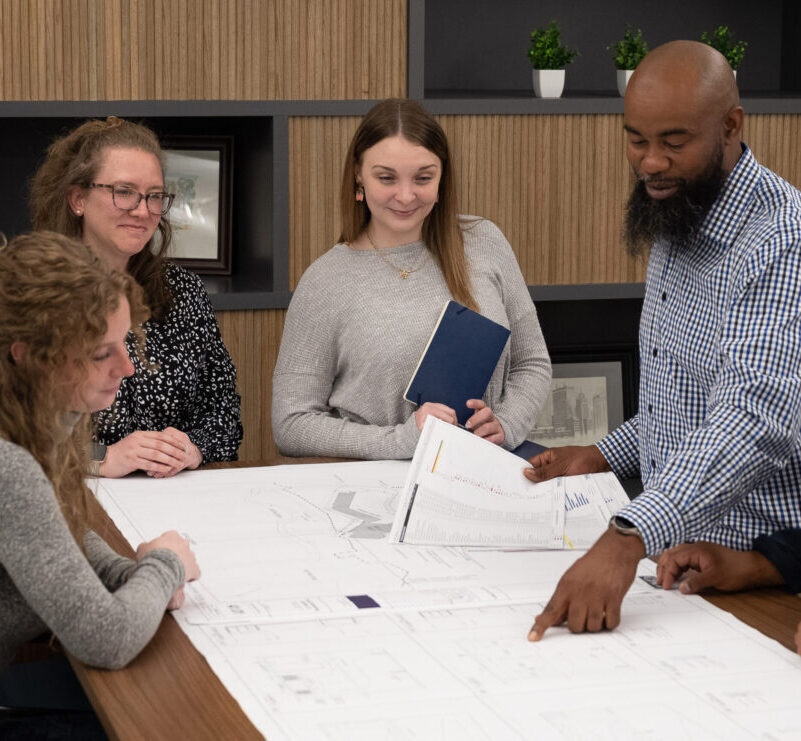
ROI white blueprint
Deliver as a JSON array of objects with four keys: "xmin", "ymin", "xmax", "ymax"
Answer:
[{"xmin": 95, "ymin": 463, "xmax": 801, "ymax": 740}]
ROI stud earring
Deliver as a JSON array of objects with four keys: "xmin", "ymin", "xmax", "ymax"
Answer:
[
  {"xmin": 75, "ymin": 209, "xmax": 82, "ymax": 216},
  {"xmin": 355, "ymin": 184, "xmax": 364, "ymax": 202}
]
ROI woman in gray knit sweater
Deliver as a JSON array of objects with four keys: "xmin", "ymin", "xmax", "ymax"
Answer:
[
  {"xmin": 273, "ymin": 99, "xmax": 551, "ymax": 459},
  {"xmin": 0, "ymin": 232, "xmax": 199, "ymax": 673}
]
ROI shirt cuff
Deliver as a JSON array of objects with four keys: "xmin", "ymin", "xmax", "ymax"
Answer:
[
  {"xmin": 597, "ymin": 422, "xmax": 640, "ymax": 479},
  {"xmin": 753, "ymin": 532, "xmax": 801, "ymax": 594},
  {"xmin": 616, "ymin": 489, "xmax": 685, "ymax": 556}
]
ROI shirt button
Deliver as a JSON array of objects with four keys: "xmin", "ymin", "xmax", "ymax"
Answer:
[
  {"xmin": 652, "ymin": 347, "xmax": 658, "ymax": 357},
  {"xmin": 662, "ymin": 291, "xmax": 667, "ymax": 301}
]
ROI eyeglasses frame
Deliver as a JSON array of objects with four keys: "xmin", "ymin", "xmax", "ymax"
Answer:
[{"xmin": 87, "ymin": 183, "xmax": 175, "ymax": 216}]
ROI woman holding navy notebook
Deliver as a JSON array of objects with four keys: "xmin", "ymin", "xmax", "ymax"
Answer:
[{"xmin": 272, "ymin": 98, "xmax": 551, "ymax": 459}]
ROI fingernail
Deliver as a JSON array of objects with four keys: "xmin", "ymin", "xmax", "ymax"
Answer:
[
  {"xmin": 465, "ymin": 421, "xmax": 471, "ymax": 429},
  {"xmin": 679, "ymin": 582, "xmax": 691, "ymax": 594},
  {"xmin": 528, "ymin": 629, "xmax": 541, "ymax": 642}
]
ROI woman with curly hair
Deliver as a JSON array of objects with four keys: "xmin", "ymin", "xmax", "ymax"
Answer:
[
  {"xmin": 30, "ymin": 116, "xmax": 242, "ymax": 478},
  {"xmin": 0, "ymin": 231, "xmax": 199, "ymax": 677}
]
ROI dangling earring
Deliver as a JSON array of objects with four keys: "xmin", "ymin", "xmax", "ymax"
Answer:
[{"xmin": 355, "ymin": 184, "xmax": 364, "ymax": 202}]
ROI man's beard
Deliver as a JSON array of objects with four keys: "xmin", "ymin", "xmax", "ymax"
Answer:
[{"xmin": 624, "ymin": 148, "xmax": 727, "ymax": 257}]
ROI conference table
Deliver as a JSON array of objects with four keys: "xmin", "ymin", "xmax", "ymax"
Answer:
[{"xmin": 69, "ymin": 458, "xmax": 801, "ymax": 740}]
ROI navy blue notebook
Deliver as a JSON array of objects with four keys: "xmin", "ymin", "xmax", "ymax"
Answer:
[{"xmin": 403, "ymin": 301, "xmax": 511, "ymax": 426}]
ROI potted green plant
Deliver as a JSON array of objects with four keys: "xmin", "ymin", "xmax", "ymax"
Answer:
[
  {"xmin": 526, "ymin": 21, "xmax": 578, "ymax": 98},
  {"xmin": 607, "ymin": 26, "xmax": 649, "ymax": 96},
  {"xmin": 701, "ymin": 25, "xmax": 747, "ymax": 77}
]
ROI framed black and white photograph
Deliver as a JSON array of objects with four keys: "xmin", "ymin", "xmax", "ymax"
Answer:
[
  {"xmin": 529, "ymin": 360, "xmax": 627, "ymax": 447},
  {"xmin": 162, "ymin": 134, "xmax": 234, "ymax": 274}
]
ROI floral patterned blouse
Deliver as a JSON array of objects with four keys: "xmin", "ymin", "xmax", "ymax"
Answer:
[{"xmin": 93, "ymin": 264, "xmax": 243, "ymax": 462}]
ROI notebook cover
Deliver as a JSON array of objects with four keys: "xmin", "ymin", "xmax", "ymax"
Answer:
[{"xmin": 404, "ymin": 300, "xmax": 511, "ymax": 426}]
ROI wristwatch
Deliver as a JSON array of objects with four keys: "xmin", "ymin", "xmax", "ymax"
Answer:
[
  {"xmin": 87, "ymin": 443, "xmax": 107, "ymax": 478},
  {"xmin": 609, "ymin": 514, "xmax": 642, "ymax": 538}
]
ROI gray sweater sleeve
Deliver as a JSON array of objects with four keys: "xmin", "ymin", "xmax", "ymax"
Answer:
[
  {"xmin": 272, "ymin": 270, "xmax": 421, "ymax": 459},
  {"xmin": 0, "ymin": 444, "xmax": 184, "ymax": 670},
  {"xmin": 83, "ymin": 530, "xmax": 137, "ymax": 590},
  {"xmin": 480, "ymin": 223, "xmax": 552, "ymax": 449}
]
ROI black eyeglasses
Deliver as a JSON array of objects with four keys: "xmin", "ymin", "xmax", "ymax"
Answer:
[{"xmin": 88, "ymin": 183, "xmax": 175, "ymax": 216}]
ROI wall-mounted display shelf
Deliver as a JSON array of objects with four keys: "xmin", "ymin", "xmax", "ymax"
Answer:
[{"xmin": 410, "ymin": 0, "xmax": 801, "ymax": 113}]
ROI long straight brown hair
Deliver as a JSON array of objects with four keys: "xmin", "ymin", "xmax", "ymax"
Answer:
[{"xmin": 338, "ymin": 99, "xmax": 477, "ymax": 311}]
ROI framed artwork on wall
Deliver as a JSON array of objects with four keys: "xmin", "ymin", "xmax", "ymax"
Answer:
[
  {"xmin": 529, "ymin": 357, "xmax": 630, "ymax": 448},
  {"xmin": 162, "ymin": 134, "xmax": 234, "ymax": 274}
]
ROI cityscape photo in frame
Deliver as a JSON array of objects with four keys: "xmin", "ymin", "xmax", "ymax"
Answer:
[{"xmin": 529, "ymin": 361, "xmax": 625, "ymax": 447}]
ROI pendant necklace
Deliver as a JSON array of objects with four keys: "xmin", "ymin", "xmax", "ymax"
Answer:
[{"xmin": 366, "ymin": 230, "xmax": 429, "ymax": 279}]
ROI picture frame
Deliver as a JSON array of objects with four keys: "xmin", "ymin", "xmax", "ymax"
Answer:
[
  {"xmin": 529, "ymin": 354, "xmax": 631, "ymax": 448},
  {"xmin": 161, "ymin": 134, "xmax": 234, "ymax": 275}
]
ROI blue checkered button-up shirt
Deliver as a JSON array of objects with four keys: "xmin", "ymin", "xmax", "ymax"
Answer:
[{"xmin": 598, "ymin": 145, "xmax": 801, "ymax": 555}]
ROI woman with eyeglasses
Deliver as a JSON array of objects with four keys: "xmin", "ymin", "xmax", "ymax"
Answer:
[{"xmin": 30, "ymin": 117, "xmax": 242, "ymax": 478}]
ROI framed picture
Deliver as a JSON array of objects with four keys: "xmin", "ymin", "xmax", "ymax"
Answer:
[
  {"xmin": 162, "ymin": 135, "xmax": 234, "ymax": 274},
  {"xmin": 529, "ymin": 359, "xmax": 628, "ymax": 447}
]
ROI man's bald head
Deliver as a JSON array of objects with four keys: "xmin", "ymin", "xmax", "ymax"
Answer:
[{"xmin": 629, "ymin": 41, "xmax": 739, "ymax": 121}]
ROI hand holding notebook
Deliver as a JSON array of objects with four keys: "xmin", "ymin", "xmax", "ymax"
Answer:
[{"xmin": 404, "ymin": 300, "xmax": 511, "ymax": 427}]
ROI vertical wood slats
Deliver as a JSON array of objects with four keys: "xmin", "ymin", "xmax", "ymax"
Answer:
[
  {"xmin": 744, "ymin": 115, "xmax": 801, "ymax": 190},
  {"xmin": 0, "ymin": 0, "xmax": 406, "ymax": 100},
  {"xmin": 289, "ymin": 114, "xmax": 646, "ymax": 288},
  {"xmin": 288, "ymin": 113, "xmax": 801, "ymax": 288},
  {"xmin": 216, "ymin": 309, "xmax": 285, "ymax": 464}
]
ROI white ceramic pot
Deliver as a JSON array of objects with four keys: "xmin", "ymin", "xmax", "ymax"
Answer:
[
  {"xmin": 616, "ymin": 69, "xmax": 634, "ymax": 97},
  {"xmin": 532, "ymin": 69, "xmax": 565, "ymax": 98}
]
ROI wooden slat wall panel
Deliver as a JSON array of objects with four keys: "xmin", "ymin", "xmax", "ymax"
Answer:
[
  {"xmin": 0, "ymin": 0, "xmax": 405, "ymax": 100},
  {"xmin": 289, "ymin": 114, "xmax": 645, "ymax": 288},
  {"xmin": 439, "ymin": 114, "xmax": 642, "ymax": 285},
  {"xmin": 216, "ymin": 309, "xmax": 286, "ymax": 464},
  {"xmin": 289, "ymin": 116, "xmax": 361, "ymax": 287},
  {"xmin": 744, "ymin": 115, "xmax": 801, "ymax": 190},
  {"xmin": 288, "ymin": 113, "xmax": 801, "ymax": 289}
]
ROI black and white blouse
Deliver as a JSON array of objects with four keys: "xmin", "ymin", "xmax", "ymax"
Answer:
[{"xmin": 94, "ymin": 264, "xmax": 243, "ymax": 462}]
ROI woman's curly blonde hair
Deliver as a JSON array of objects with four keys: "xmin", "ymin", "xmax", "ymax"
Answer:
[
  {"xmin": 29, "ymin": 116, "xmax": 175, "ymax": 320},
  {"xmin": 0, "ymin": 231, "xmax": 148, "ymax": 543}
]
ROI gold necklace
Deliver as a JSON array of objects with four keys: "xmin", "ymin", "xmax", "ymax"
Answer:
[{"xmin": 365, "ymin": 230, "xmax": 429, "ymax": 279}]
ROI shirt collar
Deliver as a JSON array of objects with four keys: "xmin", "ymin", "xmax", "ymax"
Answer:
[{"xmin": 699, "ymin": 143, "xmax": 761, "ymax": 246}]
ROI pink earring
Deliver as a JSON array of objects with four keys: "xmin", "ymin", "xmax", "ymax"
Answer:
[{"xmin": 355, "ymin": 184, "xmax": 364, "ymax": 202}]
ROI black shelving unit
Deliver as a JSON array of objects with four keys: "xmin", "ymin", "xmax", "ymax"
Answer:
[{"xmin": 411, "ymin": 0, "xmax": 801, "ymax": 110}]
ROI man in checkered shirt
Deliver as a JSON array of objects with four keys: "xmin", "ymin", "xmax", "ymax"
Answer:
[{"xmin": 525, "ymin": 40, "xmax": 801, "ymax": 640}]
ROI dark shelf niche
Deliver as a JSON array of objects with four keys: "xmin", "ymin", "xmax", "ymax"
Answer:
[
  {"xmin": 0, "ymin": 104, "xmax": 288, "ymax": 310},
  {"xmin": 419, "ymin": 0, "xmax": 800, "ymax": 102}
]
